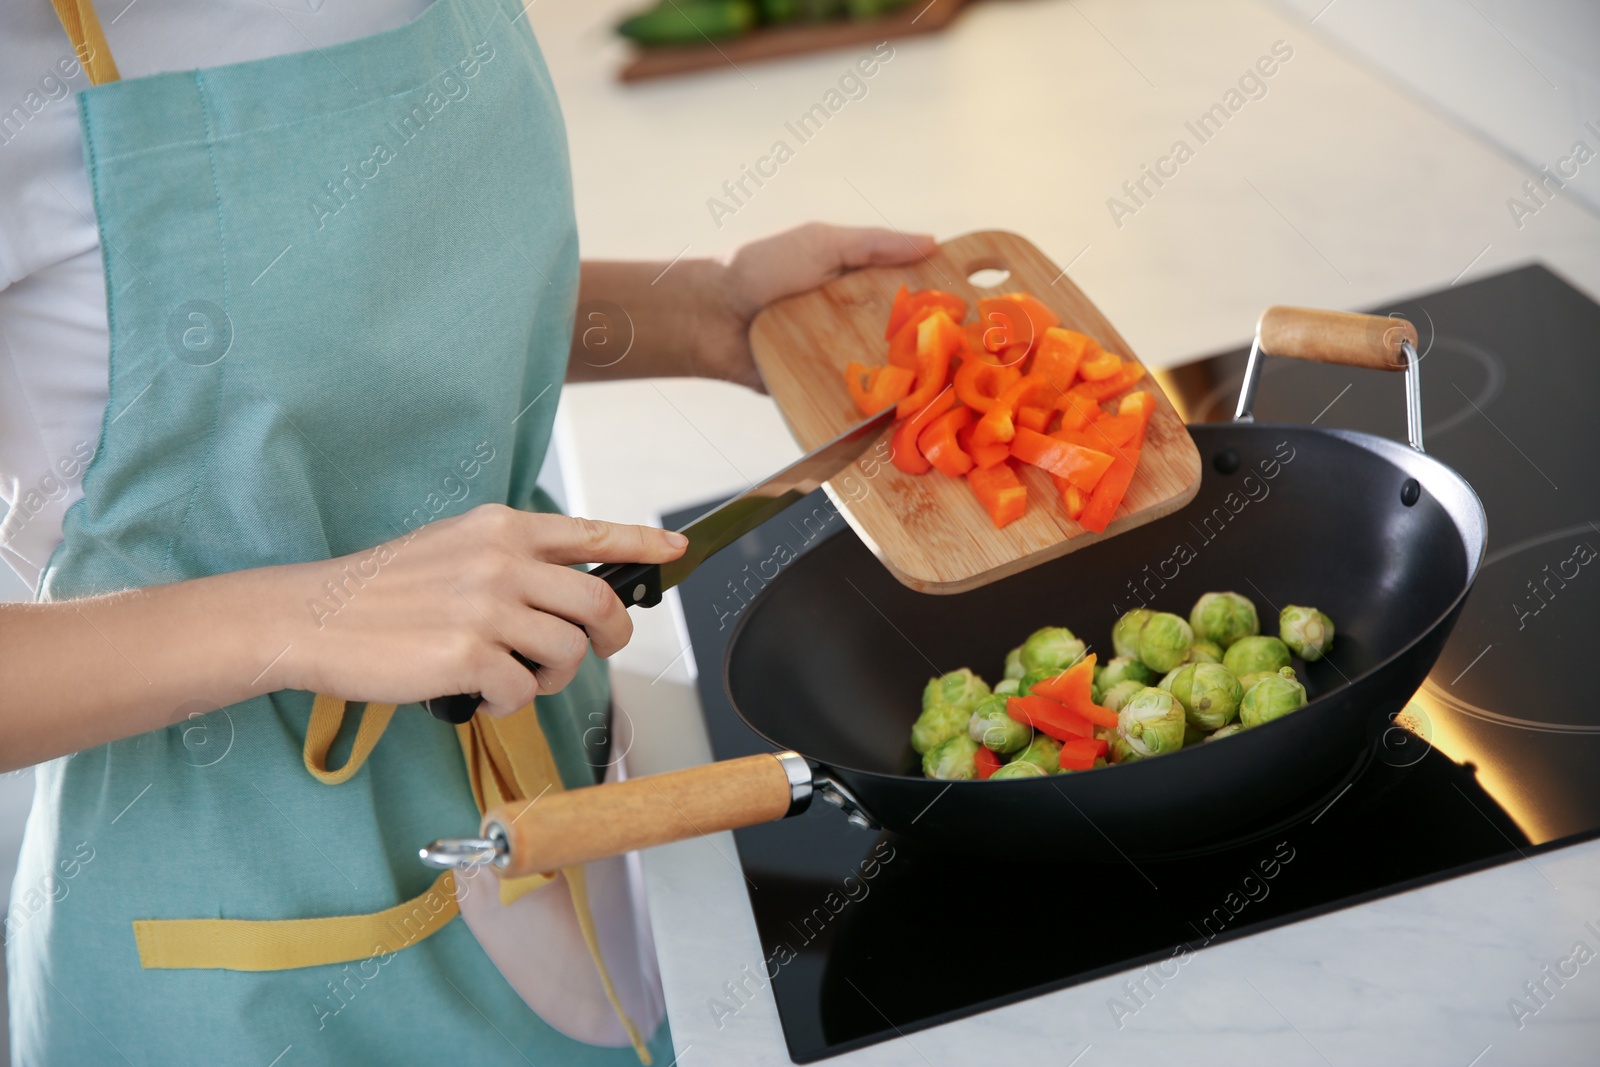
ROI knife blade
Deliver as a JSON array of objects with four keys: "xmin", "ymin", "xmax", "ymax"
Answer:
[{"xmin": 423, "ymin": 406, "xmax": 896, "ymax": 722}]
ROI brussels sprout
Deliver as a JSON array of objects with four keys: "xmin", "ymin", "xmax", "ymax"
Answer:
[
  {"xmin": 1108, "ymin": 733, "xmax": 1142, "ymax": 764},
  {"xmin": 1206, "ymin": 723, "xmax": 1245, "ymax": 741},
  {"xmin": 994, "ymin": 678, "xmax": 1022, "ymax": 697},
  {"xmin": 911, "ymin": 703, "xmax": 971, "ymax": 754},
  {"xmin": 1235, "ymin": 670, "xmax": 1279, "ymax": 694},
  {"xmin": 1009, "ymin": 734, "xmax": 1064, "ymax": 774},
  {"xmin": 1112, "ymin": 608, "xmax": 1154, "ymax": 659},
  {"xmin": 1136, "ymin": 612, "xmax": 1194, "ymax": 674},
  {"xmin": 1020, "ymin": 627, "xmax": 1086, "ymax": 675},
  {"xmin": 1279, "ymin": 605, "xmax": 1335, "ymax": 661},
  {"xmin": 1003, "ymin": 647, "xmax": 1026, "ymax": 681},
  {"xmin": 1157, "ymin": 666, "xmax": 1184, "ymax": 692},
  {"xmin": 1168, "ymin": 662, "xmax": 1243, "ymax": 732},
  {"xmin": 1090, "ymin": 682, "xmax": 1104, "ymax": 705},
  {"xmin": 989, "ymin": 760, "xmax": 1047, "ymax": 780},
  {"xmin": 922, "ymin": 668, "xmax": 991, "ymax": 713},
  {"xmin": 922, "ymin": 734, "xmax": 981, "ymax": 780},
  {"xmin": 1222, "ymin": 635, "xmax": 1292, "ymax": 677},
  {"xmin": 1188, "ymin": 592, "xmax": 1260, "ymax": 649},
  {"xmin": 1185, "ymin": 640, "xmax": 1224, "ymax": 665},
  {"xmin": 1238, "ymin": 667, "xmax": 1308, "ymax": 728},
  {"xmin": 1117, "ymin": 687, "xmax": 1187, "ymax": 757},
  {"xmin": 1183, "ymin": 722, "xmax": 1208, "ymax": 747},
  {"xmin": 1099, "ymin": 656, "xmax": 1157, "ymax": 689},
  {"xmin": 1101, "ymin": 679, "xmax": 1146, "ymax": 713},
  {"xmin": 967, "ymin": 694, "xmax": 1031, "ymax": 754}
]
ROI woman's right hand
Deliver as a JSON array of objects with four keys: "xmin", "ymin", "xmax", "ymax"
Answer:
[{"xmin": 272, "ymin": 504, "xmax": 687, "ymax": 716}]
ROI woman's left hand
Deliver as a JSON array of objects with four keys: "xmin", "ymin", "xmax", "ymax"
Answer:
[{"xmin": 694, "ymin": 222, "xmax": 936, "ymax": 391}]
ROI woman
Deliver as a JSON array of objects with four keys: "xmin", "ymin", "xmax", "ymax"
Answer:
[{"xmin": 0, "ymin": 1, "xmax": 931, "ymax": 1062}]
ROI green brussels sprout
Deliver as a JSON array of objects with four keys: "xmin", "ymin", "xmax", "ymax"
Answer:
[
  {"xmin": 922, "ymin": 734, "xmax": 981, "ymax": 780},
  {"xmin": 1157, "ymin": 666, "xmax": 1184, "ymax": 691},
  {"xmin": 1009, "ymin": 733, "xmax": 1064, "ymax": 775},
  {"xmin": 1101, "ymin": 679, "xmax": 1146, "ymax": 713},
  {"xmin": 1183, "ymin": 722, "xmax": 1208, "ymax": 747},
  {"xmin": 1184, "ymin": 640, "xmax": 1224, "ymax": 665},
  {"xmin": 921, "ymin": 668, "xmax": 991, "ymax": 713},
  {"xmin": 910, "ymin": 703, "xmax": 971, "ymax": 755},
  {"xmin": 1168, "ymin": 662, "xmax": 1243, "ymax": 732},
  {"xmin": 1188, "ymin": 591, "xmax": 1260, "ymax": 649},
  {"xmin": 1019, "ymin": 627, "xmax": 1086, "ymax": 675},
  {"xmin": 967, "ymin": 694, "xmax": 1031, "ymax": 754},
  {"xmin": 1099, "ymin": 656, "xmax": 1157, "ymax": 689},
  {"xmin": 1117, "ymin": 687, "xmax": 1187, "ymax": 757},
  {"xmin": 1108, "ymin": 733, "xmax": 1142, "ymax": 764},
  {"xmin": 989, "ymin": 760, "xmax": 1047, "ymax": 780},
  {"xmin": 1136, "ymin": 612, "xmax": 1194, "ymax": 674},
  {"xmin": 1279, "ymin": 605, "xmax": 1335, "ymax": 661},
  {"xmin": 1235, "ymin": 670, "xmax": 1279, "ymax": 694},
  {"xmin": 993, "ymin": 678, "xmax": 1021, "ymax": 697},
  {"xmin": 1222, "ymin": 635, "xmax": 1292, "ymax": 677},
  {"xmin": 1238, "ymin": 667, "xmax": 1308, "ymax": 728},
  {"xmin": 1206, "ymin": 723, "xmax": 1245, "ymax": 741},
  {"xmin": 1112, "ymin": 608, "xmax": 1155, "ymax": 659},
  {"xmin": 1003, "ymin": 647, "xmax": 1026, "ymax": 681},
  {"xmin": 1090, "ymin": 681, "xmax": 1104, "ymax": 705}
]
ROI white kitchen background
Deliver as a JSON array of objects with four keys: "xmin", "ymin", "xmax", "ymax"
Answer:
[{"xmin": 2, "ymin": 0, "xmax": 1598, "ymax": 1061}]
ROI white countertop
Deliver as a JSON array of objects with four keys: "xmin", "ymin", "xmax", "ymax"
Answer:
[{"xmin": 528, "ymin": 0, "xmax": 1600, "ymax": 1062}]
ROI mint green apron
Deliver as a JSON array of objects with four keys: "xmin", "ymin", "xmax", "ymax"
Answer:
[{"xmin": 8, "ymin": 1, "xmax": 672, "ymax": 1062}]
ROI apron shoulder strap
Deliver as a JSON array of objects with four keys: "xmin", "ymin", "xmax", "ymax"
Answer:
[{"xmin": 50, "ymin": 0, "xmax": 121, "ymax": 85}]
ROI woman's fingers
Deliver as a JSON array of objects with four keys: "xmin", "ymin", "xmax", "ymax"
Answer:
[
  {"xmin": 517, "ymin": 511, "xmax": 688, "ymax": 567},
  {"xmin": 821, "ymin": 223, "xmax": 936, "ymax": 271},
  {"xmin": 517, "ymin": 562, "xmax": 635, "ymax": 658}
]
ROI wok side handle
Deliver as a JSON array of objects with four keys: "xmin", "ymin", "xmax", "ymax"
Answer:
[
  {"xmin": 1236, "ymin": 307, "xmax": 1424, "ymax": 452},
  {"xmin": 423, "ymin": 752, "xmax": 813, "ymax": 880}
]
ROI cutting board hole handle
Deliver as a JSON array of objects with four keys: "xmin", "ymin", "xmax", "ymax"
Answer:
[{"xmin": 964, "ymin": 259, "xmax": 1012, "ymax": 289}]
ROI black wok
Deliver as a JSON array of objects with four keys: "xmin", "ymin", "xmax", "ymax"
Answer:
[{"xmin": 433, "ymin": 308, "xmax": 1487, "ymax": 878}]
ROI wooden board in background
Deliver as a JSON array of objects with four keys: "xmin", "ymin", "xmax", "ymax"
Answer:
[
  {"xmin": 619, "ymin": 0, "xmax": 970, "ymax": 83},
  {"xmin": 749, "ymin": 230, "xmax": 1202, "ymax": 594}
]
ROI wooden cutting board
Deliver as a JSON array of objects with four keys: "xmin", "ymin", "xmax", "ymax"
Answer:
[{"xmin": 749, "ymin": 230, "xmax": 1202, "ymax": 594}]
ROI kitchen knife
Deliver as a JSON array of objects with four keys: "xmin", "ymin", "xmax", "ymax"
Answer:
[{"xmin": 422, "ymin": 405, "xmax": 897, "ymax": 723}]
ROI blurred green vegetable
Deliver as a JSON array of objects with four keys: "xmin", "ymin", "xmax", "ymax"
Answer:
[
  {"xmin": 1018, "ymin": 668, "xmax": 1057, "ymax": 696},
  {"xmin": 1238, "ymin": 667, "xmax": 1307, "ymax": 728},
  {"xmin": 1099, "ymin": 656, "xmax": 1157, "ymax": 689},
  {"xmin": 922, "ymin": 668, "xmax": 990, "ymax": 713},
  {"xmin": 1108, "ymin": 733, "xmax": 1141, "ymax": 763},
  {"xmin": 994, "ymin": 678, "xmax": 1021, "ymax": 697},
  {"xmin": 1188, "ymin": 591, "xmax": 1259, "ymax": 649},
  {"xmin": 1010, "ymin": 734, "xmax": 1064, "ymax": 774},
  {"xmin": 1020, "ymin": 627, "xmax": 1086, "ymax": 675},
  {"xmin": 922, "ymin": 734, "xmax": 981, "ymax": 780},
  {"xmin": 1157, "ymin": 666, "xmax": 1184, "ymax": 692},
  {"xmin": 1136, "ymin": 612, "xmax": 1194, "ymax": 673},
  {"xmin": 1101, "ymin": 679, "xmax": 1145, "ymax": 712},
  {"xmin": 619, "ymin": 0, "xmax": 758, "ymax": 43},
  {"xmin": 1169, "ymin": 662, "xmax": 1244, "ymax": 731},
  {"xmin": 989, "ymin": 760, "xmax": 1047, "ymax": 780},
  {"xmin": 1279, "ymin": 605, "xmax": 1335, "ymax": 661},
  {"xmin": 1235, "ymin": 670, "xmax": 1278, "ymax": 694},
  {"xmin": 1117, "ymin": 687, "xmax": 1187, "ymax": 756},
  {"xmin": 1222, "ymin": 635, "xmax": 1292, "ymax": 677},
  {"xmin": 911, "ymin": 703, "xmax": 970, "ymax": 754},
  {"xmin": 1112, "ymin": 608, "xmax": 1154, "ymax": 659},
  {"xmin": 1207, "ymin": 723, "xmax": 1245, "ymax": 741},
  {"xmin": 1003, "ymin": 647, "xmax": 1026, "ymax": 681},
  {"xmin": 967, "ymin": 694, "xmax": 1031, "ymax": 754},
  {"xmin": 1185, "ymin": 640, "xmax": 1224, "ymax": 664}
]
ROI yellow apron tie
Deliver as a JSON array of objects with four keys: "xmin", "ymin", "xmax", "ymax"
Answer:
[{"xmin": 50, "ymin": 0, "xmax": 121, "ymax": 85}]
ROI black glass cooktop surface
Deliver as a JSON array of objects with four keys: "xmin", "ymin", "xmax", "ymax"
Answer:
[{"xmin": 665, "ymin": 265, "xmax": 1600, "ymax": 1063}]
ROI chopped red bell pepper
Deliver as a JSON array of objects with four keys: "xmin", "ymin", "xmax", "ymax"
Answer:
[
  {"xmin": 887, "ymin": 305, "xmax": 942, "ymax": 369},
  {"xmin": 952, "ymin": 357, "xmax": 1021, "ymax": 413},
  {"xmin": 917, "ymin": 406, "xmax": 974, "ymax": 477},
  {"xmin": 1031, "ymin": 327, "xmax": 1091, "ymax": 393},
  {"xmin": 1027, "ymin": 653, "xmax": 1095, "ymax": 704},
  {"xmin": 890, "ymin": 387, "xmax": 957, "ymax": 475},
  {"xmin": 1058, "ymin": 737, "xmax": 1109, "ymax": 771},
  {"xmin": 1055, "ymin": 389, "xmax": 1104, "ymax": 432},
  {"xmin": 1056, "ymin": 413, "xmax": 1139, "ymax": 451},
  {"xmin": 978, "ymin": 294, "xmax": 1060, "ymax": 356},
  {"xmin": 1077, "ymin": 392, "xmax": 1155, "ymax": 533},
  {"xmin": 1008, "ymin": 428, "xmax": 1114, "ymax": 491},
  {"xmin": 966, "ymin": 461, "xmax": 1028, "ymax": 527},
  {"xmin": 1006, "ymin": 694, "xmax": 1094, "ymax": 741},
  {"xmin": 887, "ymin": 288, "xmax": 967, "ymax": 341},
  {"xmin": 845, "ymin": 362, "xmax": 915, "ymax": 417},
  {"xmin": 971, "ymin": 373, "xmax": 1049, "ymax": 447},
  {"xmin": 957, "ymin": 420, "xmax": 1012, "ymax": 469},
  {"xmin": 1070, "ymin": 361, "xmax": 1146, "ymax": 401},
  {"xmin": 896, "ymin": 310, "xmax": 962, "ymax": 419},
  {"xmin": 975, "ymin": 745, "xmax": 1004, "ymax": 779}
]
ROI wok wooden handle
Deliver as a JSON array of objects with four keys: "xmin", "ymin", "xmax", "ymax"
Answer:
[
  {"xmin": 1257, "ymin": 307, "xmax": 1417, "ymax": 371},
  {"xmin": 481, "ymin": 752, "xmax": 802, "ymax": 879}
]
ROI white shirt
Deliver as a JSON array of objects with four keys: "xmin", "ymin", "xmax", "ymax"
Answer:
[{"xmin": 0, "ymin": 0, "xmax": 432, "ymax": 595}]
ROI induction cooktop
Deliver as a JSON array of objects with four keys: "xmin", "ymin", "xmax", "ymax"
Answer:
[{"xmin": 666, "ymin": 264, "xmax": 1600, "ymax": 1063}]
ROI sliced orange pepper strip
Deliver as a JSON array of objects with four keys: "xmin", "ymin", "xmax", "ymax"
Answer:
[
  {"xmin": 1062, "ymin": 482, "xmax": 1088, "ymax": 521},
  {"xmin": 957, "ymin": 420, "xmax": 1012, "ymax": 469},
  {"xmin": 890, "ymin": 387, "xmax": 956, "ymax": 475},
  {"xmin": 1032, "ymin": 327, "xmax": 1091, "ymax": 394},
  {"xmin": 888, "ymin": 288, "xmax": 967, "ymax": 341},
  {"xmin": 1078, "ymin": 347, "xmax": 1123, "ymax": 381},
  {"xmin": 884, "ymin": 285, "xmax": 912, "ymax": 340},
  {"xmin": 918, "ymin": 406, "xmax": 974, "ymax": 477},
  {"xmin": 896, "ymin": 310, "xmax": 962, "ymax": 419},
  {"xmin": 1006, "ymin": 695, "xmax": 1093, "ymax": 741},
  {"xmin": 1017, "ymin": 404, "xmax": 1052, "ymax": 433},
  {"xmin": 1077, "ymin": 391, "xmax": 1154, "ymax": 533},
  {"xmin": 952, "ymin": 358, "xmax": 1021, "ymax": 414},
  {"xmin": 887, "ymin": 305, "xmax": 941, "ymax": 369},
  {"xmin": 1055, "ymin": 389, "xmax": 1104, "ymax": 432},
  {"xmin": 1071, "ymin": 361, "xmax": 1146, "ymax": 401},
  {"xmin": 845, "ymin": 361, "xmax": 876, "ymax": 416},
  {"xmin": 979, "ymin": 294, "xmax": 1060, "ymax": 356},
  {"xmin": 1056, "ymin": 413, "xmax": 1139, "ymax": 451},
  {"xmin": 1008, "ymin": 428, "xmax": 1114, "ymax": 491},
  {"xmin": 1029, "ymin": 653, "xmax": 1124, "ymax": 727},
  {"xmin": 972, "ymin": 373, "xmax": 1049, "ymax": 447},
  {"xmin": 1058, "ymin": 737, "xmax": 1109, "ymax": 770},
  {"xmin": 966, "ymin": 461, "xmax": 1028, "ymax": 528}
]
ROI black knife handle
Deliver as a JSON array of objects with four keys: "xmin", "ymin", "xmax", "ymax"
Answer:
[{"xmin": 422, "ymin": 561, "xmax": 664, "ymax": 723}]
